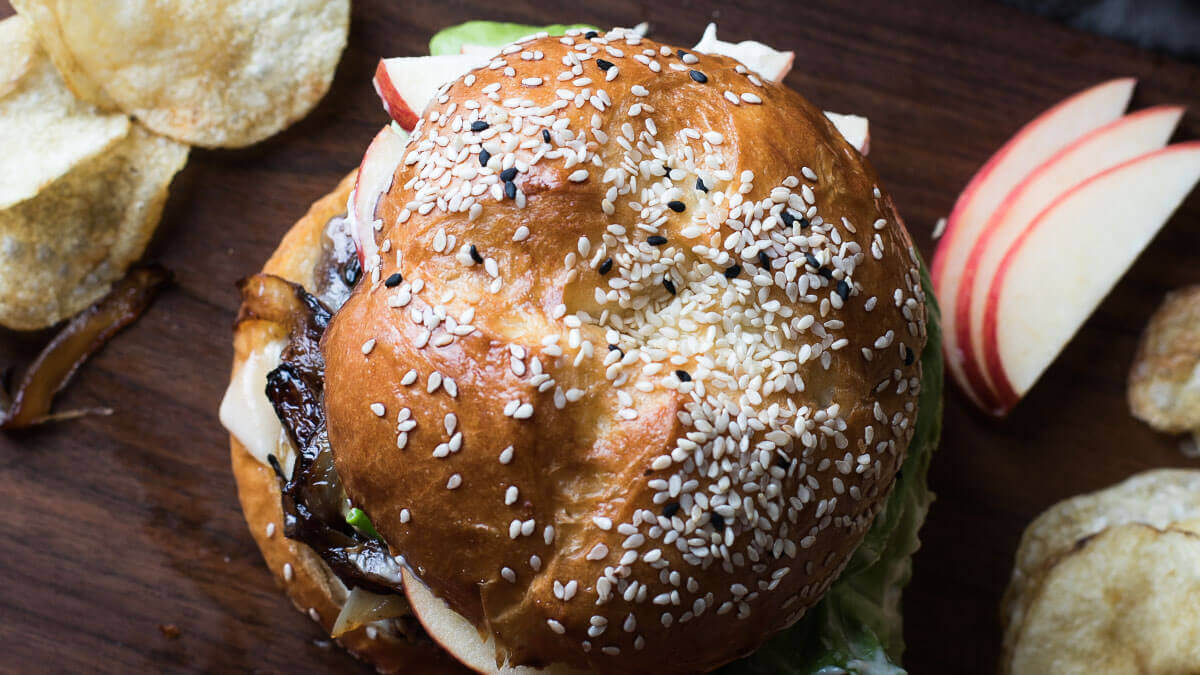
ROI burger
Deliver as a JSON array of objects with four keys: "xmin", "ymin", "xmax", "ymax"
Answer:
[{"xmin": 220, "ymin": 22, "xmax": 943, "ymax": 674}]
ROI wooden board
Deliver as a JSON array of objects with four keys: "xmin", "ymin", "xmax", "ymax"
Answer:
[{"xmin": 1, "ymin": 1, "xmax": 1197, "ymax": 672}]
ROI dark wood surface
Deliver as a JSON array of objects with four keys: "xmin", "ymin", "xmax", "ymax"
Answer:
[{"xmin": 1, "ymin": 1, "xmax": 1197, "ymax": 673}]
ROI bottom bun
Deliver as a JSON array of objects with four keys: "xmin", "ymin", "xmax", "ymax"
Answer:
[{"xmin": 227, "ymin": 172, "xmax": 465, "ymax": 673}]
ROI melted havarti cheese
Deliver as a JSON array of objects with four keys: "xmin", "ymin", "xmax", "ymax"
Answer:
[{"xmin": 220, "ymin": 339, "xmax": 296, "ymax": 478}]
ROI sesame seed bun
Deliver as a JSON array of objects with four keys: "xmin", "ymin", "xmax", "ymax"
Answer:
[
  {"xmin": 227, "ymin": 171, "xmax": 466, "ymax": 673},
  {"xmin": 322, "ymin": 28, "xmax": 928, "ymax": 673}
]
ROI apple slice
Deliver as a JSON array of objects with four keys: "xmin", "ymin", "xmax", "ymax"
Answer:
[
  {"xmin": 693, "ymin": 23, "xmax": 794, "ymax": 82},
  {"xmin": 373, "ymin": 54, "xmax": 489, "ymax": 131},
  {"xmin": 983, "ymin": 142, "xmax": 1200, "ymax": 414},
  {"xmin": 957, "ymin": 106, "xmax": 1183, "ymax": 404},
  {"xmin": 351, "ymin": 125, "xmax": 409, "ymax": 266},
  {"xmin": 931, "ymin": 78, "xmax": 1136, "ymax": 409},
  {"xmin": 401, "ymin": 567, "xmax": 576, "ymax": 674},
  {"xmin": 824, "ymin": 112, "xmax": 870, "ymax": 155}
]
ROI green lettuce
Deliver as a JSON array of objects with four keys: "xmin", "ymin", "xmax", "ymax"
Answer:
[
  {"xmin": 426, "ymin": 21, "xmax": 944, "ymax": 671},
  {"xmin": 429, "ymin": 21, "xmax": 598, "ymax": 57},
  {"xmin": 724, "ymin": 259, "xmax": 943, "ymax": 675}
]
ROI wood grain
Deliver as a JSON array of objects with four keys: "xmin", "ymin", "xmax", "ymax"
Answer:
[{"xmin": 0, "ymin": 1, "xmax": 1197, "ymax": 672}]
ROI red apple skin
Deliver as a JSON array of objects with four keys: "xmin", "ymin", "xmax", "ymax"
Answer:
[
  {"xmin": 351, "ymin": 126, "xmax": 408, "ymax": 266},
  {"xmin": 954, "ymin": 105, "xmax": 1183, "ymax": 409},
  {"xmin": 981, "ymin": 141, "xmax": 1200, "ymax": 415},
  {"xmin": 372, "ymin": 58, "xmax": 420, "ymax": 131},
  {"xmin": 932, "ymin": 78, "xmax": 1135, "ymax": 412},
  {"xmin": 930, "ymin": 77, "xmax": 1136, "ymax": 288}
]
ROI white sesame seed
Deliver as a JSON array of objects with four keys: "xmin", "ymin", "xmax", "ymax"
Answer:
[
  {"xmin": 282, "ymin": 563, "xmax": 294, "ymax": 582},
  {"xmin": 361, "ymin": 338, "xmax": 376, "ymax": 354},
  {"xmin": 369, "ymin": 402, "xmax": 385, "ymax": 417},
  {"xmin": 569, "ymin": 169, "xmax": 590, "ymax": 182},
  {"xmin": 547, "ymin": 619, "xmax": 566, "ymax": 634},
  {"xmin": 447, "ymin": 474, "xmax": 462, "ymax": 490}
]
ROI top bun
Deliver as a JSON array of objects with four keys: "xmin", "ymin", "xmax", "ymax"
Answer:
[{"xmin": 322, "ymin": 27, "xmax": 928, "ymax": 673}]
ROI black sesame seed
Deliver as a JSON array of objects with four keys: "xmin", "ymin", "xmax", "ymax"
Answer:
[
  {"xmin": 542, "ymin": 129, "xmax": 551, "ymax": 143},
  {"xmin": 647, "ymin": 235, "xmax": 668, "ymax": 246},
  {"xmin": 780, "ymin": 210, "xmax": 796, "ymax": 227},
  {"xmin": 804, "ymin": 253, "xmax": 820, "ymax": 270},
  {"xmin": 903, "ymin": 346, "xmax": 915, "ymax": 366},
  {"xmin": 798, "ymin": 215, "xmax": 811, "ymax": 229},
  {"xmin": 500, "ymin": 167, "xmax": 518, "ymax": 182},
  {"xmin": 774, "ymin": 455, "xmax": 790, "ymax": 470},
  {"xmin": 469, "ymin": 245, "xmax": 483, "ymax": 264},
  {"xmin": 596, "ymin": 58, "xmax": 614, "ymax": 71},
  {"xmin": 662, "ymin": 277, "xmax": 676, "ymax": 295},
  {"xmin": 667, "ymin": 200, "xmax": 686, "ymax": 213},
  {"xmin": 478, "ymin": 148, "xmax": 491, "ymax": 167},
  {"xmin": 675, "ymin": 369, "xmax": 692, "ymax": 382},
  {"xmin": 470, "ymin": 120, "xmax": 489, "ymax": 132},
  {"xmin": 723, "ymin": 264, "xmax": 742, "ymax": 279},
  {"xmin": 695, "ymin": 178, "xmax": 708, "ymax": 193},
  {"xmin": 758, "ymin": 250, "xmax": 771, "ymax": 270},
  {"xmin": 676, "ymin": 49, "xmax": 687, "ymax": 58},
  {"xmin": 608, "ymin": 343, "xmax": 624, "ymax": 357},
  {"xmin": 599, "ymin": 257, "xmax": 613, "ymax": 275},
  {"xmin": 267, "ymin": 454, "xmax": 285, "ymax": 480},
  {"xmin": 836, "ymin": 279, "xmax": 850, "ymax": 300},
  {"xmin": 585, "ymin": 30, "xmax": 598, "ymax": 39},
  {"xmin": 384, "ymin": 272, "xmax": 403, "ymax": 288},
  {"xmin": 689, "ymin": 69, "xmax": 708, "ymax": 83},
  {"xmin": 663, "ymin": 502, "xmax": 681, "ymax": 518},
  {"xmin": 710, "ymin": 513, "xmax": 725, "ymax": 530},
  {"xmin": 503, "ymin": 180, "xmax": 516, "ymax": 200},
  {"xmin": 819, "ymin": 267, "xmax": 833, "ymax": 280}
]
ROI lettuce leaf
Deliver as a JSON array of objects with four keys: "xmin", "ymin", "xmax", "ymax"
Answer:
[
  {"xmin": 429, "ymin": 21, "xmax": 597, "ymax": 57},
  {"xmin": 723, "ymin": 258, "xmax": 943, "ymax": 675}
]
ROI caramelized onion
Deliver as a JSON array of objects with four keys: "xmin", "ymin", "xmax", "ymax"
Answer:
[
  {"xmin": 330, "ymin": 587, "xmax": 413, "ymax": 639},
  {"xmin": 1, "ymin": 265, "xmax": 170, "ymax": 429}
]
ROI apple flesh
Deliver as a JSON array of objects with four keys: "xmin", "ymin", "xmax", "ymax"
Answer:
[
  {"xmin": 983, "ymin": 142, "xmax": 1200, "ymax": 413},
  {"xmin": 957, "ymin": 106, "xmax": 1183, "ymax": 404},
  {"xmin": 931, "ymin": 77, "xmax": 1135, "ymax": 409},
  {"xmin": 351, "ymin": 125, "xmax": 409, "ymax": 266},
  {"xmin": 692, "ymin": 22, "xmax": 794, "ymax": 82},
  {"xmin": 401, "ymin": 567, "xmax": 576, "ymax": 674},
  {"xmin": 374, "ymin": 54, "xmax": 867, "ymax": 155},
  {"xmin": 824, "ymin": 112, "xmax": 870, "ymax": 155},
  {"xmin": 373, "ymin": 54, "xmax": 489, "ymax": 131}
]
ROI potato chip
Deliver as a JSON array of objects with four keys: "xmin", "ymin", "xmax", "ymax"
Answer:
[
  {"xmin": 1128, "ymin": 285, "xmax": 1200, "ymax": 433},
  {"xmin": 0, "ymin": 14, "xmax": 130, "ymax": 210},
  {"xmin": 0, "ymin": 124, "xmax": 187, "ymax": 330},
  {"xmin": 1002, "ymin": 469, "xmax": 1200, "ymax": 666},
  {"xmin": 0, "ymin": 14, "xmax": 38, "ymax": 98},
  {"xmin": 1007, "ymin": 524, "xmax": 1200, "ymax": 674},
  {"xmin": 11, "ymin": 0, "xmax": 349, "ymax": 148}
]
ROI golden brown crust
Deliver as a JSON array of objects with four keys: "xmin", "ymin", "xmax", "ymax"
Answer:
[
  {"xmin": 228, "ymin": 171, "xmax": 464, "ymax": 673},
  {"xmin": 323, "ymin": 30, "xmax": 926, "ymax": 673}
]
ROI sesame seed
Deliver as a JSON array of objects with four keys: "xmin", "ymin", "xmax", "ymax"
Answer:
[
  {"xmin": 695, "ymin": 177, "xmax": 708, "ymax": 192},
  {"xmin": 597, "ymin": 58, "xmax": 614, "ymax": 71},
  {"xmin": 499, "ymin": 446, "xmax": 514, "ymax": 464},
  {"xmin": 599, "ymin": 257, "xmax": 613, "ymax": 275},
  {"xmin": 647, "ymin": 235, "xmax": 668, "ymax": 246},
  {"xmin": 501, "ymin": 566, "xmax": 516, "ymax": 582},
  {"xmin": 741, "ymin": 92, "xmax": 762, "ymax": 104},
  {"xmin": 593, "ymin": 516, "xmax": 613, "ymax": 530},
  {"xmin": 384, "ymin": 272, "xmax": 402, "ymax": 287},
  {"xmin": 542, "ymin": 128, "xmax": 552, "ymax": 143},
  {"xmin": 447, "ymin": 474, "xmax": 462, "ymax": 489},
  {"xmin": 836, "ymin": 279, "xmax": 851, "ymax": 300},
  {"xmin": 662, "ymin": 277, "xmax": 676, "ymax": 295},
  {"xmin": 688, "ymin": 69, "xmax": 708, "ymax": 83},
  {"xmin": 470, "ymin": 120, "xmax": 489, "ymax": 132},
  {"xmin": 675, "ymin": 369, "xmax": 692, "ymax": 382},
  {"xmin": 568, "ymin": 169, "xmax": 590, "ymax": 182},
  {"xmin": 586, "ymin": 543, "xmax": 609, "ymax": 560},
  {"xmin": 500, "ymin": 167, "xmax": 518, "ymax": 182},
  {"xmin": 585, "ymin": 30, "xmax": 598, "ymax": 39},
  {"xmin": 369, "ymin": 403, "xmax": 385, "ymax": 417},
  {"xmin": 503, "ymin": 180, "xmax": 517, "ymax": 199},
  {"xmin": 667, "ymin": 200, "xmax": 686, "ymax": 212},
  {"xmin": 548, "ymin": 619, "xmax": 566, "ymax": 634},
  {"xmin": 265, "ymin": 522, "xmax": 276, "ymax": 537},
  {"xmin": 469, "ymin": 245, "xmax": 483, "ymax": 264},
  {"xmin": 283, "ymin": 562, "xmax": 293, "ymax": 582},
  {"xmin": 723, "ymin": 264, "xmax": 742, "ymax": 279}
]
